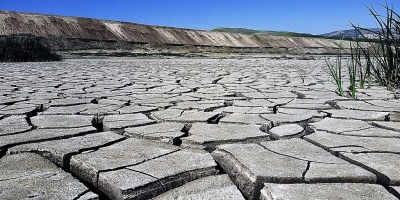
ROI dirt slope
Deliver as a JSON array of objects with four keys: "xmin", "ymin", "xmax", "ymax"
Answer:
[{"xmin": 0, "ymin": 10, "xmax": 351, "ymax": 53}]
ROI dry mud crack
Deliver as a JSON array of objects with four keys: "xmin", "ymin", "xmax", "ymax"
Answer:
[{"xmin": 1, "ymin": 58, "xmax": 400, "ymax": 200}]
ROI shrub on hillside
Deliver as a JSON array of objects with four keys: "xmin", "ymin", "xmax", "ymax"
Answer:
[{"xmin": 0, "ymin": 34, "xmax": 62, "ymax": 62}]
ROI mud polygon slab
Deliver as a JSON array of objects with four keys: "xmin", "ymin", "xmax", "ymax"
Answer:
[
  {"xmin": 153, "ymin": 175, "xmax": 245, "ymax": 200},
  {"xmin": 0, "ymin": 115, "xmax": 31, "ymax": 135},
  {"xmin": 263, "ymin": 91, "xmax": 298, "ymax": 98},
  {"xmin": 268, "ymin": 124, "xmax": 304, "ymax": 139},
  {"xmin": 340, "ymin": 152, "xmax": 400, "ymax": 186},
  {"xmin": 305, "ymin": 162, "xmax": 376, "ymax": 183},
  {"xmin": 338, "ymin": 100, "xmax": 399, "ymax": 112},
  {"xmin": 182, "ymin": 123, "xmax": 269, "ymax": 151},
  {"xmin": 214, "ymin": 106, "xmax": 252, "ymax": 114},
  {"xmin": 310, "ymin": 118, "xmax": 373, "ymax": 133},
  {"xmin": 390, "ymin": 112, "xmax": 400, "ymax": 122},
  {"xmin": 97, "ymin": 99, "xmax": 126, "ymax": 105},
  {"xmin": 31, "ymin": 115, "xmax": 94, "ymax": 129},
  {"xmin": 233, "ymin": 99, "xmax": 275, "ymax": 107},
  {"xmin": 70, "ymin": 138, "xmax": 180, "ymax": 187},
  {"xmin": 0, "ymin": 153, "xmax": 97, "ymax": 200},
  {"xmin": 391, "ymin": 186, "xmax": 400, "ymax": 198},
  {"xmin": 103, "ymin": 113, "xmax": 154, "ymax": 130},
  {"xmin": 150, "ymin": 109, "xmax": 183, "ymax": 120},
  {"xmin": 116, "ymin": 105, "xmax": 158, "ymax": 114},
  {"xmin": 0, "ymin": 153, "xmax": 58, "ymax": 180},
  {"xmin": 98, "ymin": 149, "xmax": 217, "ymax": 199},
  {"xmin": 289, "ymin": 90, "xmax": 342, "ymax": 99},
  {"xmin": 127, "ymin": 148, "xmax": 217, "ymax": 179},
  {"xmin": 102, "ymin": 113, "xmax": 150, "ymax": 122},
  {"xmin": 246, "ymin": 107, "xmax": 274, "ymax": 114},
  {"xmin": 168, "ymin": 110, "xmax": 220, "ymax": 123},
  {"xmin": 220, "ymin": 113, "xmax": 270, "ymax": 125},
  {"xmin": 212, "ymin": 143, "xmax": 307, "ymax": 199},
  {"xmin": 260, "ymin": 113, "xmax": 312, "ymax": 126},
  {"xmin": 260, "ymin": 183, "xmax": 396, "ymax": 200},
  {"xmin": 278, "ymin": 108, "xmax": 326, "ymax": 118},
  {"xmin": 323, "ymin": 109, "xmax": 389, "ymax": 121},
  {"xmin": 43, "ymin": 104, "xmax": 99, "ymax": 115},
  {"xmin": 213, "ymin": 138, "xmax": 376, "ymax": 199},
  {"xmin": 0, "ymin": 97, "xmax": 27, "ymax": 105},
  {"xmin": 259, "ymin": 139, "xmax": 375, "ymax": 182},
  {"xmin": 173, "ymin": 101, "xmax": 223, "ymax": 110},
  {"xmin": 341, "ymin": 127, "xmax": 400, "ymax": 138},
  {"xmin": 241, "ymin": 92, "xmax": 267, "ymax": 99},
  {"xmin": 372, "ymin": 121, "xmax": 400, "ymax": 132},
  {"xmin": 124, "ymin": 122, "xmax": 186, "ymax": 143},
  {"xmin": 9, "ymin": 131, "xmax": 124, "ymax": 167},
  {"xmin": 0, "ymin": 103, "xmax": 36, "ymax": 111},
  {"xmin": 358, "ymin": 87, "xmax": 395, "ymax": 99},
  {"xmin": 0, "ymin": 126, "xmax": 96, "ymax": 148},
  {"xmin": 367, "ymin": 99, "xmax": 400, "ymax": 109},
  {"xmin": 304, "ymin": 131, "xmax": 400, "ymax": 154},
  {"xmin": 282, "ymin": 103, "xmax": 332, "ymax": 110},
  {"xmin": 167, "ymin": 87, "xmax": 193, "ymax": 94},
  {"xmin": 79, "ymin": 104, "xmax": 121, "ymax": 115},
  {"xmin": 50, "ymin": 98, "xmax": 91, "ymax": 106},
  {"xmin": 97, "ymin": 169, "xmax": 157, "ymax": 200},
  {"xmin": 0, "ymin": 105, "xmax": 36, "ymax": 115}
]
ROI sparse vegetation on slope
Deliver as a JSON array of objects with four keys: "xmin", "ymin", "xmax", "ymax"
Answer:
[
  {"xmin": 212, "ymin": 27, "xmax": 324, "ymax": 38},
  {"xmin": 0, "ymin": 34, "xmax": 62, "ymax": 62}
]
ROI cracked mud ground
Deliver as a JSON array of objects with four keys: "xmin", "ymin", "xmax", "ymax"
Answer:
[{"xmin": 1, "ymin": 58, "xmax": 400, "ymax": 200}]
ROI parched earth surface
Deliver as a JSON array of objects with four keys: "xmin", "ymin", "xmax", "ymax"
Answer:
[{"xmin": 1, "ymin": 58, "xmax": 400, "ymax": 200}]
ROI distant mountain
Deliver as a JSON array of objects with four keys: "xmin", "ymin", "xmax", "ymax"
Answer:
[
  {"xmin": 212, "ymin": 27, "xmax": 323, "ymax": 38},
  {"xmin": 320, "ymin": 28, "xmax": 381, "ymax": 39}
]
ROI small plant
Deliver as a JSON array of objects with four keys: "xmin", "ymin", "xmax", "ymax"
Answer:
[
  {"xmin": 350, "ymin": 26, "xmax": 370, "ymax": 90},
  {"xmin": 326, "ymin": 3, "xmax": 399, "ymax": 99},
  {"xmin": 347, "ymin": 53, "xmax": 357, "ymax": 99},
  {"xmin": 350, "ymin": 3, "xmax": 399, "ymax": 90},
  {"xmin": 325, "ymin": 42, "xmax": 345, "ymax": 97}
]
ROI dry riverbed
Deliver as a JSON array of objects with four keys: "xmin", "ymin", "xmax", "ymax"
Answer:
[{"xmin": 1, "ymin": 58, "xmax": 400, "ymax": 199}]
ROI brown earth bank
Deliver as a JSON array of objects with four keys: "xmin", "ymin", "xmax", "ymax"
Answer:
[{"xmin": 0, "ymin": 10, "xmax": 354, "ymax": 56}]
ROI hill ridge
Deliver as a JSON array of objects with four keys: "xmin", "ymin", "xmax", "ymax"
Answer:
[{"xmin": 0, "ymin": 10, "xmax": 353, "ymax": 54}]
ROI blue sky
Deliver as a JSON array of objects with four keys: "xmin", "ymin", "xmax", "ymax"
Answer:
[{"xmin": 1, "ymin": 0, "xmax": 399, "ymax": 34}]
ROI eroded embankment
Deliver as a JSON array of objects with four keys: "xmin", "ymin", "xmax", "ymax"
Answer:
[{"xmin": 0, "ymin": 10, "xmax": 352, "ymax": 54}]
